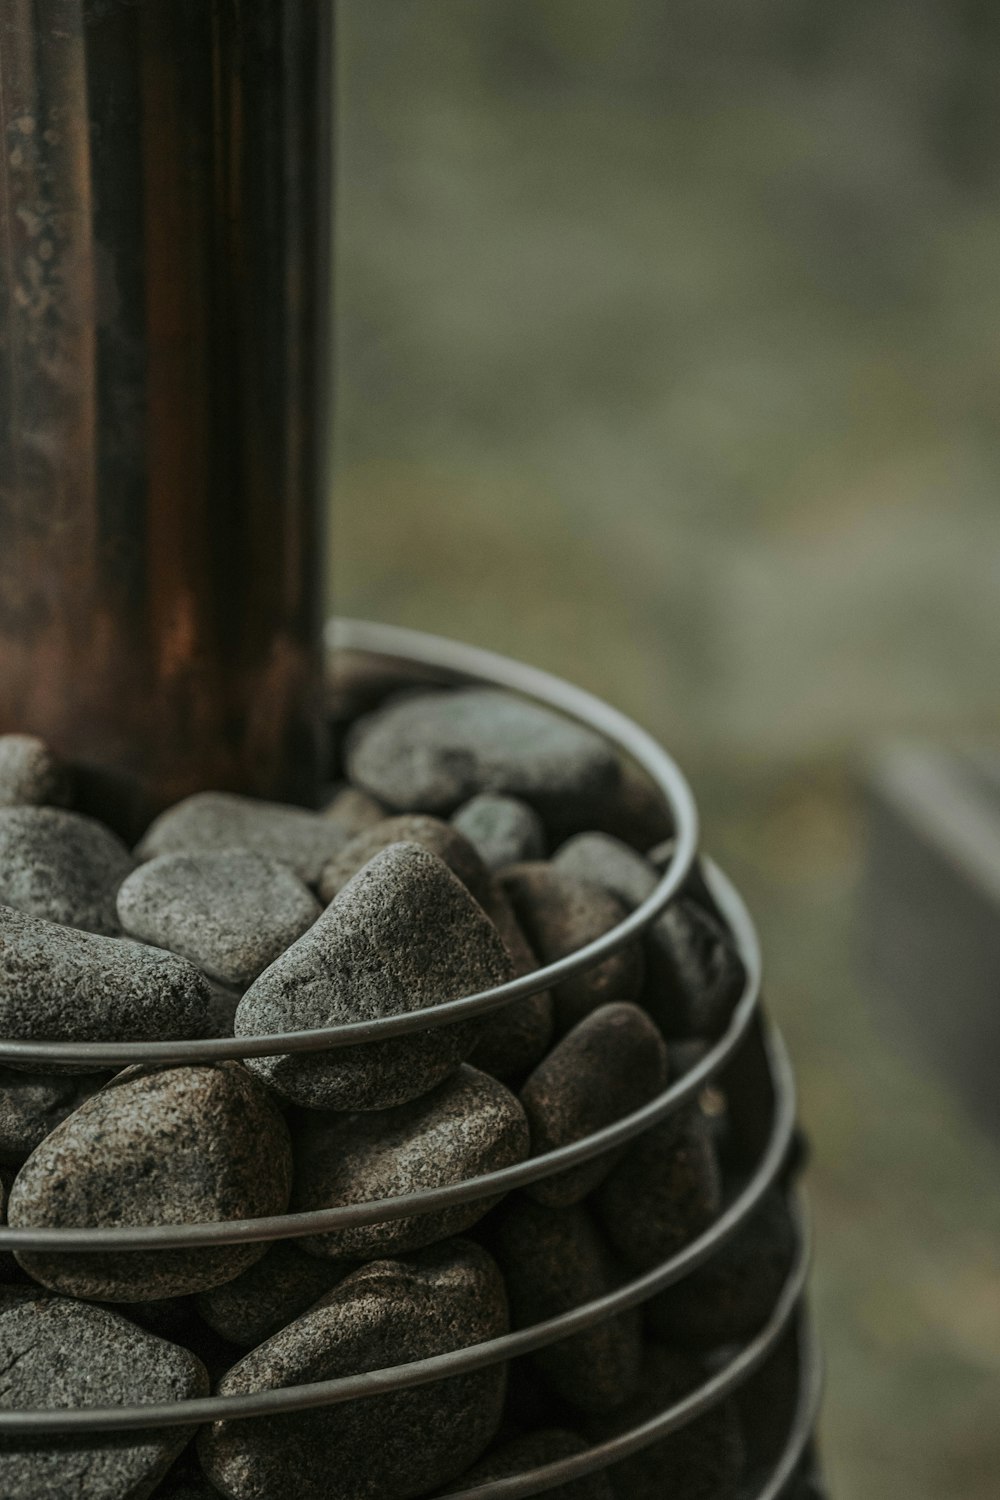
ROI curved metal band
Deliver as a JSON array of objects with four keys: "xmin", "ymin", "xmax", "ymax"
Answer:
[{"xmin": 0, "ymin": 618, "xmax": 699, "ymax": 1067}]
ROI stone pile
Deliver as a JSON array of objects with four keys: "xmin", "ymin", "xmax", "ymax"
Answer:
[{"xmin": 0, "ymin": 682, "xmax": 795, "ymax": 1500}]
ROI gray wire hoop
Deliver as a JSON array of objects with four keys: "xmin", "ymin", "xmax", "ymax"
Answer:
[{"xmin": 0, "ymin": 620, "xmax": 821, "ymax": 1500}]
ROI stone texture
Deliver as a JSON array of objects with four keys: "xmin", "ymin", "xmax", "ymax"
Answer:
[
  {"xmin": 293, "ymin": 1065, "xmax": 529, "ymax": 1261},
  {"xmin": 500, "ymin": 863, "xmax": 644, "ymax": 1034},
  {"xmin": 0, "ymin": 1066, "xmax": 111, "ymax": 1165},
  {"xmin": 322, "ymin": 784, "xmax": 388, "ymax": 834},
  {"xmin": 345, "ymin": 687, "xmax": 621, "ymax": 821},
  {"xmin": 318, "ymin": 813, "xmax": 491, "ymax": 906},
  {"xmin": 0, "ymin": 806, "xmax": 134, "ymax": 934},
  {"xmin": 645, "ymin": 1188, "xmax": 797, "ymax": 1349},
  {"xmin": 0, "ymin": 735, "xmax": 71, "ymax": 810},
  {"xmin": 585, "ymin": 1343, "xmax": 745, "ymax": 1500},
  {"xmin": 451, "ymin": 794, "xmax": 546, "ymax": 871},
  {"xmin": 117, "ymin": 850, "xmax": 321, "ymax": 987},
  {"xmin": 136, "ymin": 792, "xmax": 352, "ymax": 887},
  {"xmin": 0, "ymin": 907, "xmax": 212, "ymax": 1063},
  {"xmin": 594, "ymin": 1107, "xmax": 723, "ymax": 1272},
  {"xmin": 236, "ymin": 843, "xmax": 513, "ymax": 1112},
  {"xmin": 0, "ymin": 1287, "xmax": 208, "ymax": 1500},
  {"xmin": 520, "ymin": 1003, "xmax": 669, "ymax": 1208},
  {"xmin": 441, "ymin": 1428, "xmax": 615, "ymax": 1499},
  {"xmin": 493, "ymin": 1197, "xmax": 642, "ymax": 1413},
  {"xmin": 198, "ymin": 1239, "xmax": 508, "ymax": 1500},
  {"xmin": 196, "ymin": 1241, "xmax": 344, "ymax": 1349},
  {"xmin": 9, "ymin": 1062, "xmax": 293, "ymax": 1300},
  {"xmin": 469, "ymin": 881, "xmax": 554, "ymax": 1085}
]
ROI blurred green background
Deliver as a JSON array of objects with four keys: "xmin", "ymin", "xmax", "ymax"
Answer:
[{"xmin": 333, "ymin": 5, "xmax": 1000, "ymax": 1495}]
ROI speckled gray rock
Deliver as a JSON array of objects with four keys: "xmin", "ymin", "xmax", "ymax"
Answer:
[
  {"xmin": 441, "ymin": 1429, "xmax": 615, "ymax": 1499},
  {"xmin": 500, "ymin": 863, "xmax": 644, "ymax": 1034},
  {"xmin": 318, "ymin": 813, "xmax": 491, "ymax": 906},
  {"xmin": 198, "ymin": 1239, "xmax": 509, "ymax": 1500},
  {"xmin": 0, "ymin": 1288, "xmax": 208, "ymax": 1500},
  {"xmin": 593, "ymin": 1106, "xmax": 722, "ymax": 1273},
  {"xmin": 0, "ymin": 806, "xmax": 134, "ymax": 934},
  {"xmin": 450, "ymin": 794, "xmax": 546, "ymax": 871},
  {"xmin": 469, "ymin": 881, "xmax": 554, "ymax": 1084},
  {"xmin": 345, "ymin": 687, "xmax": 621, "ymax": 821},
  {"xmin": 236, "ymin": 843, "xmax": 513, "ymax": 1112},
  {"xmin": 0, "ymin": 907, "xmax": 212, "ymax": 1063},
  {"xmin": 136, "ymin": 792, "xmax": 352, "ymax": 886},
  {"xmin": 322, "ymin": 784, "xmax": 388, "ymax": 834},
  {"xmin": 0, "ymin": 1066, "xmax": 111, "ymax": 1165},
  {"xmin": 9, "ymin": 1062, "xmax": 293, "ymax": 1300},
  {"xmin": 293, "ymin": 1065, "xmax": 529, "ymax": 1261},
  {"xmin": 520, "ymin": 1003, "xmax": 668, "ymax": 1208},
  {"xmin": 585, "ymin": 1344, "xmax": 744, "ymax": 1500},
  {"xmin": 196, "ymin": 1241, "xmax": 345, "ymax": 1349},
  {"xmin": 493, "ymin": 1198, "xmax": 642, "ymax": 1413},
  {"xmin": 0, "ymin": 735, "xmax": 71, "ymax": 809},
  {"xmin": 117, "ymin": 850, "xmax": 320, "ymax": 987}
]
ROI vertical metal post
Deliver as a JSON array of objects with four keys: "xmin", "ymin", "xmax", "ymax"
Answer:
[{"xmin": 0, "ymin": 1, "xmax": 332, "ymax": 836}]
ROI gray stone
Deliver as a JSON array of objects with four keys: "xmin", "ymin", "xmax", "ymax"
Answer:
[
  {"xmin": 0, "ymin": 1066, "xmax": 111, "ymax": 1165},
  {"xmin": 136, "ymin": 792, "xmax": 352, "ymax": 887},
  {"xmin": 585, "ymin": 1343, "xmax": 744, "ymax": 1500},
  {"xmin": 520, "ymin": 1003, "xmax": 668, "ymax": 1208},
  {"xmin": 500, "ymin": 863, "xmax": 644, "ymax": 1034},
  {"xmin": 493, "ymin": 1198, "xmax": 642, "ymax": 1414},
  {"xmin": 202, "ymin": 980, "xmax": 243, "ymax": 1039},
  {"xmin": 441, "ymin": 1428, "xmax": 615, "ymax": 1499},
  {"xmin": 198, "ymin": 1239, "xmax": 509, "ymax": 1500},
  {"xmin": 236, "ymin": 843, "xmax": 513, "ymax": 1112},
  {"xmin": 322, "ymin": 784, "xmax": 388, "ymax": 834},
  {"xmin": 0, "ymin": 1287, "xmax": 208, "ymax": 1500},
  {"xmin": 117, "ymin": 849, "xmax": 321, "ymax": 987},
  {"xmin": 196, "ymin": 1241, "xmax": 344, "ymax": 1349},
  {"xmin": 0, "ymin": 907, "xmax": 212, "ymax": 1063},
  {"xmin": 9, "ymin": 1062, "xmax": 293, "ymax": 1300},
  {"xmin": 345, "ymin": 687, "xmax": 621, "ymax": 821},
  {"xmin": 293, "ymin": 1065, "xmax": 529, "ymax": 1261},
  {"xmin": 593, "ymin": 1107, "xmax": 722, "ymax": 1273},
  {"xmin": 0, "ymin": 806, "xmax": 134, "ymax": 934},
  {"xmin": 546, "ymin": 759, "xmax": 674, "ymax": 852},
  {"xmin": 318, "ymin": 813, "xmax": 491, "ymax": 906},
  {"xmin": 469, "ymin": 881, "xmax": 554, "ymax": 1084},
  {"xmin": 0, "ymin": 735, "xmax": 71, "ymax": 810},
  {"xmin": 451, "ymin": 794, "xmax": 546, "ymax": 871}
]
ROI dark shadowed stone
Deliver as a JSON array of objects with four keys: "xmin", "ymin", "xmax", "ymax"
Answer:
[
  {"xmin": 136, "ymin": 792, "xmax": 352, "ymax": 886},
  {"xmin": 500, "ymin": 863, "xmax": 644, "ymax": 1034},
  {"xmin": 202, "ymin": 980, "xmax": 243, "ymax": 1039},
  {"xmin": 469, "ymin": 881, "xmax": 554, "ymax": 1085},
  {"xmin": 345, "ymin": 688, "xmax": 621, "ymax": 821},
  {"xmin": 585, "ymin": 1344, "xmax": 745, "ymax": 1500},
  {"xmin": 9, "ymin": 1063, "xmax": 293, "ymax": 1300},
  {"xmin": 113, "ymin": 1297, "xmax": 241, "ymax": 1385},
  {"xmin": 0, "ymin": 907, "xmax": 212, "ymax": 1064},
  {"xmin": 451, "ymin": 794, "xmax": 546, "ymax": 871},
  {"xmin": 198, "ymin": 1240, "xmax": 509, "ymax": 1500},
  {"xmin": 0, "ymin": 735, "xmax": 71, "ymax": 810},
  {"xmin": 646, "ymin": 1189, "xmax": 797, "ymax": 1349},
  {"xmin": 593, "ymin": 1107, "xmax": 722, "ymax": 1273},
  {"xmin": 322, "ymin": 784, "xmax": 388, "ymax": 834},
  {"xmin": 0, "ymin": 1288, "xmax": 208, "ymax": 1500},
  {"xmin": 293, "ymin": 1065, "xmax": 529, "ymax": 1261},
  {"xmin": 149, "ymin": 1458, "xmax": 221, "ymax": 1500},
  {"xmin": 118, "ymin": 850, "xmax": 320, "ymax": 987},
  {"xmin": 441, "ymin": 1428, "xmax": 615, "ymax": 1499},
  {"xmin": 236, "ymin": 843, "xmax": 513, "ymax": 1112},
  {"xmin": 0, "ymin": 1066, "xmax": 111, "ymax": 1165},
  {"xmin": 546, "ymin": 759, "xmax": 674, "ymax": 852},
  {"xmin": 493, "ymin": 1198, "xmax": 642, "ymax": 1414},
  {"xmin": 318, "ymin": 814, "xmax": 491, "ymax": 906},
  {"xmin": 0, "ymin": 806, "xmax": 134, "ymax": 934},
  {"xmin": 326, "ymin": 647, "xmax": 447, "ymax": 723},
  {"xmin": 196, "ymin": 1241, "xmax": 344, "ymax": 1349},
  {"xmin": 520, "ymin": 1003, "xmax": 669, "ymax": 1208}
]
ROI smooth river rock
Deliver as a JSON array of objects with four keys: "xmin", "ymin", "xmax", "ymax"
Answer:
[
  {"xmin": 196, "ymin": 1240, "xmax": 344, "ymax": 1349},
  {"xmin": 293, "ymin": 1065, "xmax": 529, "ymax": 1261},
  {"xmin": 0, "ymin": 735, "xmax": 71, "ymax": 810},
  {"xmin": 0, "ymin": 1065, "xmax": 111, "ymax": 1165},
  {"xmin": 0, "ymin": 1287, "xmax": 208, "ymax": 1500},
  {"xmin": 442, "ymin": 1428, "xmax": 615, "ymax": 1500},
  {"xmin": 117, "ymin": 850, "xmax": 321, "ymax": 987},
  {"xmin": 318, "ymin": 814, "xmax": 492, "ymax": 907},
  {"xmin": 0, "ymin": 806, "xmax": 134, "ymax": 934},
  {"xmin": 450, "ymin": 794, "xmax": 546, "ymax": 871},
  {"xmin": 136, "ymin": 792, "xmax": 352, "ymax": 887},
  {"xmin": 9, "ymin": 1063, "xmax": 293, "ymax": 1300},
  {"xmin": 236, "ymin": 843, "xmax": 513, "ymax": 1112},
  {"xmin": 198, "ymin": 1240, "xmax": 509, "ymax": 1500},
  {"xmin": 322, "ymin": 784, "xmax": 387, "ymax": 834}
]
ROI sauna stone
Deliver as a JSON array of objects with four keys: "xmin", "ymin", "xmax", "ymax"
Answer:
[
  {"xmin": 451, "ymin": 793, "xmax": 546, "ymax": 871},
  {"xmin": 0, "ymin": 734, "xmax": 71, "ymax": 809},
  {"xmin": 0, "ymin": 806, "xmax": 133, "ymax": 935},
  {"xmin": 443, "ymin": 1428, "xmax": 615, "ymax": 1500}
]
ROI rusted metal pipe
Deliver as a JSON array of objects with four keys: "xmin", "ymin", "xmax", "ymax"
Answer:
[{"xmin": 0, "ymin": 0, "xmax": 332, "ymax": 837}]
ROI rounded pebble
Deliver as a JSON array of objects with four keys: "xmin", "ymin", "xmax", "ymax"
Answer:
[
  {"xmin": 196, "ymin": 1240, "xmax": 344, "ymax": 1349},
  {"xmin": 0, "ymin": 806, "xmax": 134, "ymax": 934},
  {"xmin": 442, "ymin": 1428, "xmax": 615, "ymax": 1499},
  {"xmin": 0, "ymin": 734, "xmax": 71, "ymax": 809},
  {"xmin": 0, "ymin": 1066, "xmax": 111, "ymax": 1165},
  {"xmin": 469, "ymin": 881, "xmax": 554, "ymax": 1084},
  {"xmin": 451, "ymin": 793, "xmax": 546, "ymax": 871},
  {"xmin": 318, "ymin": 813, "xmax": 491, "ymax": 906},
  {"xmin": 136, "ymin": 791, "xmax": 352, "ymax": 886},
  {"xmin": 322, "ymin": 784, "xmax": 387, "ymax": 833}
]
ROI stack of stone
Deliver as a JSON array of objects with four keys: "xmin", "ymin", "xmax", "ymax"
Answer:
[{"xmin": 0, "ymin": 686, "xmax": 799, "ymax": 1500}]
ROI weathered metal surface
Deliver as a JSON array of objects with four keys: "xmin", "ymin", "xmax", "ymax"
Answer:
[{"xmin": 0, "ymin": 0, "xmax": 332, "ymax": 836}]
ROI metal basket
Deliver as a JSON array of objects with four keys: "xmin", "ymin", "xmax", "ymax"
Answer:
[{"xmin": 0, "ymin": 620, "xmax": 823, "ymax": 1500}]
